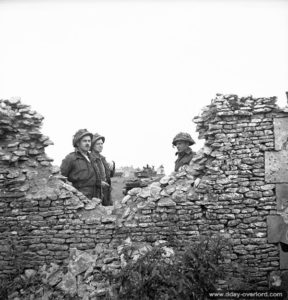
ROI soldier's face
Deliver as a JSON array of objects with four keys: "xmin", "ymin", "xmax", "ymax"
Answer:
[
  {"xmin": 78, "ymin": 136, "xmax": 91, "ymax": 153},
  {"xmin": 176, "ymin": 141, "xmax": 189, "ymax": 153},
  {"xmin": 93, "ymin": 139, "xmax": 104, "ymax": 153}
]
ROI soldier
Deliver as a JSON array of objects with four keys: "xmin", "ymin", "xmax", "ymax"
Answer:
[
  {"xmin": 172, "ymin": 132, "xmax": 195, "ymax": 172},
  {"xmin": 60, "ymin": 129, "xmax": 102, "ymax": 199},
  {"xmin": 90, "ymin": 133, "xmax": 115, "ymax": 206}
]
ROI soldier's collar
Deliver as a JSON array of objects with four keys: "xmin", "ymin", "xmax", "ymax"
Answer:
[
  {"xmin": 75, "ymin": 149, "xmax": 90, "ymax": 157},
  {"xmin": 175, "ymin": 147, "xmax": 192, "ymax": 156},
  {"xmin": 92, "ymin": 151, "xmax": 105, "ymax": 159}
]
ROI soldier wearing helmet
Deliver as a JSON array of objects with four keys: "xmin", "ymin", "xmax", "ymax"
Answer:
[
  {"xmin": 60, "ymin": 129, "xmax": 102, "ymax": 199},
  {"xmin": 172, "ymin": 132, "xmax": 195, "ymax": 172},
  {"xmin": 90, "ymin": 133, "xmax": 115, "ymax": 206}
]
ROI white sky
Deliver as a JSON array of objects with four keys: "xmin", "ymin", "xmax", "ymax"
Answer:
[{"xmin": 0, "ymin": 0, "xmax": 287, "ymax": 174}]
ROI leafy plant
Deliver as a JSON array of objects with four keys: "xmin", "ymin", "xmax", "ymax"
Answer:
[
  {"xmin": 179, "ymin": 235, "xmax": 227, "ymax": 297},
  {"xmin": 0, "ymin": 236, "xmax": 42, "ymax": 300},
  {"xmin": 0, "ymin": 272, "xmax": 43, "ymax": 300},
  {"xmin": 108, "ymin": 235, "xmax": 228, "ymax": 300}
]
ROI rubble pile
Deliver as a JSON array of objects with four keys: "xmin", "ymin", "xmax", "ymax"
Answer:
[
  {"xmin": 1, "ymin": 94, "xmax": 287, "ymax": 291},
  {"xmin": 7, "ymin": 238, "xmax": 160, "ymax": 299}
]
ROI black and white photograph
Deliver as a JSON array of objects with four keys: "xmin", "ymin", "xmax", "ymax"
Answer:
[{"xmin": 0, "ymin": 0, "xmax": 288, "ymax": 299}]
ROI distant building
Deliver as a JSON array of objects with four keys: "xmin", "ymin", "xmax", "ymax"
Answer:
[{"xmin": 157, "ymin": 165, "xmax": 165, "ymax": 175}]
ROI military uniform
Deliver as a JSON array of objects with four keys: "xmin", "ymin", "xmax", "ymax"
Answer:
[
  {"xmin": 172, "ymin": 132, "xmax": 195, "ymax": 172},
  {"xmin": 91, "ymin": 133, "xmax": 115, "ymax": 206},
  {"xmin": 174, "ymin": 147, "xmax": 194, "ymax": 171},
  {"xmin": 90, "ymin": 152, "xmax": 115, "ymax": 205},
  {"xmin": 61, "ymin": 151, "xmax": 102, "ymax": 199},
  {"xmin": 60, "ymin": 129, "xmax": 102, "ymax": 199}
]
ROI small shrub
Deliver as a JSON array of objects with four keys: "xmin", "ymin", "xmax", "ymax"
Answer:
[
  {"xmin": 109, "ymin": 235, "xmax": 227, "ymax": 300},
  {"xmin": 227, "ymin": 258, "xmax": 259, "ymax": 290},
  {"xmin": 0, "ymin": 237, "xmax": 43, "ymax": 300},
  {"xmin": 179, "ymin": 235, "xmax": 227, "ymax": 298},
  {"xmin": 0, "ymin": 272, "xmax": 43, "ymax": 300},
  {"xmin": 0, "ymin": 277, "xmax": 10, "ymax": 300}
]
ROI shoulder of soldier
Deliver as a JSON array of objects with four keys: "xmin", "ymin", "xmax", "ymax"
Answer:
[
  {"xmin": 90, "ymin": 152, "xmax": 99, "ymax": 160},
  {"xmin": 99, "ymin": 154, "xmax": 106, "ymax": 160},
  {"xmin": 99, "ymin": 154, "xmax": 108, "ymax": 164},
  {"xmin": 185, "ymin": 147, "xmax": 194, "ymax": 155},
  {"xmin": 60, "ymin": 152, "xmax": 76, "ymax": 175},
  {"xmin": 62, "ymin": 152, "xmax": 78, "ymax": 162}
]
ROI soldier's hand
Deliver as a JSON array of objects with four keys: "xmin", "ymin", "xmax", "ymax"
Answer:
[
  {"xmin": 101, "ymin": 181, "xmax": 110, "ymax": 187},
  {"xmin": 107, "ymin": 161, "xmax": 115, "ymax": 171}
]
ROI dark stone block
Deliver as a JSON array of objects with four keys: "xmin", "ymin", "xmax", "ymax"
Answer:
[{"xmin": 280, "ymin": 243, "xmax": 288, "ymax": 270}]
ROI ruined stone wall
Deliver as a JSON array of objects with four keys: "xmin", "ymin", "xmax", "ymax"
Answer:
[{"xmin": 1, "ymin": 95, "xmax": 287, "ymax": 287}]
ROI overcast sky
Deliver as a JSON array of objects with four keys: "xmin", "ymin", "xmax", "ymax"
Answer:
[{"xmin": 0, "ymin": 0, "xmax": 287, "ymax": 174}]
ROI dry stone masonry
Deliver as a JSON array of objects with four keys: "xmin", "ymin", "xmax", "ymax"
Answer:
[{"xmin": 1, "ymin": 94, "xmax": 288, "ymax": 296}]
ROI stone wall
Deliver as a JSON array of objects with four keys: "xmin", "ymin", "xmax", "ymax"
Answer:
[{"xmin": 1, "ymin": 94, "xmax": 287, "ymax": 288}]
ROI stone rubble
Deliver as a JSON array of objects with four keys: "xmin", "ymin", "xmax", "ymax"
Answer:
[{"xmin": 8, "ymin": 238, "xmax": 169, "ymax": 299}]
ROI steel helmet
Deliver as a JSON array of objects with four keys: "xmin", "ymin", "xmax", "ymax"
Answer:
[
  {"xmin": 172, "ymin": 132, "xmax": 195, "ymax": 146},
  {"xmin": 72, "ymin": 129, "xmax": 93, "ymax": 147},
  {"xmin": 91, "ymin": 133, "xmax": 105, "ymax": 148}
]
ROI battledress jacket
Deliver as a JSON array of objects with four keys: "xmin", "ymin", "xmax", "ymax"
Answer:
[
  {"xmin": 60, "ymin": 150, "xmax": 102, "ymax": 199},
  {"xmin": 90, "ymin": 152, "xmax": 115, "ymax": 185},
  {"xmin": 174, "ymin": 147, "xmax": 194, "ymax": 172},
  {"xmin": 90, "ymin": 152, "xmax": 115, "ymax": 205}
]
